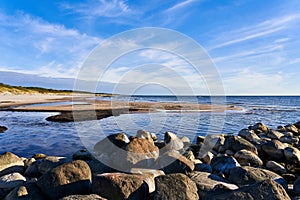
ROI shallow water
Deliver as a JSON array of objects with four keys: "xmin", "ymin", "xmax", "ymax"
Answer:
[{"xmin": 0, "ymin": 96, "xmax": 300, "ymax": 157}]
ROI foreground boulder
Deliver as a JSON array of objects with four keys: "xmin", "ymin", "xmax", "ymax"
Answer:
[
  {"xmin": 0, "ymin": 152, "xmax": 24, "ymax": 176},
  {"xmin": 60, "ymin": 194, "xmax": 107, "ymax": 200},
  {"xmin": 0, "ymin": 172, "xmax": 26, "ymax": 198},
  {"xmin": 229, "ymin": 166, "xmax": 287, "ymax": 189},
  {"xmin": 204, "ymin": 179, "xmax": 290, "ymax": 200},
  {"xmin": 151, "ymin": 173, "xmax": 198, "ymax": 200},
  {"xmin": 92, "ymin": 173, "xmax": 148, "ymax": 200},
  {"xmin": 189, "ymin": 171, "xmax": 238, "ymax": 199},
  {"xmin": 37, "ymin": 160, "xmax": 92, "ymax": 199},
  {"xmin": 4, "ymin": 182, "xmax": 46, "ymax": 200}
]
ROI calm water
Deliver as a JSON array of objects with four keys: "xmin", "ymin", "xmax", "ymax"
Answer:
[{"xmin": 0, "ymin": 96, "xmax": 300, "ymax": 157}]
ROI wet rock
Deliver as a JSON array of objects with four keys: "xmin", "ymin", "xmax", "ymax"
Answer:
[
  {"xmin": 164, "ymin": 132, "xmax": 184, "ymax": 151},
  {"xmin": 37, "ymin": 160, "xmax": 91, "ymax": 199},
  {"xmin": 60, "ymin": 194, "xmax": 107, "ymax": 200},
  {"xmin": 229, "ymin": 166, "xmax": 287, "ymax": 189},
  {"xmin": 238, "ymin": 129, "xmax": 261, "ymax": 144},
  {"xmin": 194, "ymin": 163, "xmax": 212, "ymax": 173},
  {"xmin": 266, "ymin": 161, "xmax": 287, "ymax": 174},
  {"xmin": 189, "ymin": 171, "xmax": 238, "ymax": 199},
  {"xmin": 0, "ymin": 126, "xmax": 7, "ymax": 133},
  {"xmin": 284, "ymin": 146, "xmax": 300, "ymax": 164},
  {"xmin": 157, "ymin": 150, "xmax": 194, "ymax": 174},
  {"xmin": 224, "ymin": 136, "xmax": 258, "ymax": 155},
  {"xmin": 94, "ymin": 133, "xmax": 129, "ymax": 156},
  {"xmin": 268, "ymin": 130, "xmax": 285, "ymax": 140},
  {"xmin": 251, "ymin": 122, "xmax": 269, "ymax": 133},
  {"xmin": 261, "ymin": 140, "xmax": 286, "ymax": 160},
  {"xmin": 0, "ymin": 152, "xmax": 24, "ymax": 176},
  {"xmin": 32, "ymin": 153, "xmax": 47, "ymax": 160},
  {"xmin": 205, "ymin": 179, "xmax": 290, "ymax": 200},
  {"xmin": 4, "ymin": 182, "xmax": 46, "ymax": 200},
  {"xmin": 73, "ymin": 149, "xmax": 93, "ymax": 161},
  {"xmin": 152, "ymin": 173, "xmax": 198, "ymax": 200},
  {"xmin": 211, "ymin": 156, "xmax": 240, "ymax": 176},
  {"xmin": 234, "ymin": 149, "xmax": 263, "ymax": 166},
  {"xmin": 280, "ymin": 136, "xmax": 299, "ymax": 145},
  {"xmin": 92, "ymin": 173, "xmax": 148, "ymax": 200}
]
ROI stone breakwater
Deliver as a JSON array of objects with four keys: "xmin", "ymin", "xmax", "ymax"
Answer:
[{"xmin": 1, "ymin": 122, "xmax": 300, "ymax": 199}]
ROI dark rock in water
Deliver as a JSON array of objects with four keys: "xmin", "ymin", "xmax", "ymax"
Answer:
[
  {"xmin": 73, "ymin": 149, "xmax": 94, "ymax": 161},
  {"xmin": 4, "ymin": 182, "xmax": 46, "ymax": 200},
  {"xmin": 32, "ymin": 153, "xmax": 47, "ymax": 160},
  {"xmin": 91, "ymin": 173, "xmax": 148, "ymax": 200},
  {"xmin": 94, "ymin": 133, "xmax": 129, "ymax": 155},
  {"xmin": 284, "ymin": 146, "xmax": 300, "ymax": 164},
  {"xmin": 152, "ymin": 173, "xmax": 199, "ymax": 200},
  {"xmin": 224, "ymin": 136, "xmax": 258, "ymax": 155},
  {"xmin": 234, "ymin": 149, "xmax": 263, "ymax": 166},
  {"xmin": 0, "ymin": 152, "xmax": 24, "ymax": 176},
  {"xmin": 156, "ymin": 150, "xmax": 194, "ymax": 174},
  {"xmin": 189, "ymin": 171, "xmax": 238, "ymax": 199},
  {"xmin": 60, "ymin": 194, "xmax": 107, "ymax": 200},
  {"xmin": 294, "ymin": 121, "xmax": 300, "ymax": 129},
  {"xmin": 194, "ymin": 163, "xmax": 212, "ymax": 173},
  {"xmin": 37, "ymin": 160, "xmax": 92, "ymax": 200},
  {"xmin": 204, "ymin": 179, "xmax": 290, "ymax": 200},
  {"xmin": 164, "ymin": 132, "xmax": 184, "ymax": 151},
  {"xmin": 211, "ymin": 156, "xmax": 240, "ymax": 176},
  {"xmin": 261, "ymin": 140, "xmax": 285, "ymax": 160},
  {"xmin": 0, "ymin": 126, "xmax": 7, "ymax": 133},
  {"xmin": 229, "ymin": 166, "xmax": 288, "ymax": 189}
]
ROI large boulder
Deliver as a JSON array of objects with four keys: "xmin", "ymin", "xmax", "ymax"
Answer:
[
  {"xmin": 0, "ymin": 152, "xmax": 24, "ymax": 176},
  {"xmin": 156, "ymin": 150, "xmax": 194, "ymax": 174},
  {"xmin": 204, "ymin": 179, "xmax": 290, "ymax": 200},
  {"xmin": 189, "ymin": 171, "xmax": 238, "ymax": 199},
  {"xmin": 266, "ymin": 161, "xmax": 287, "ymax": 174},
  {"xmin": 234, "ymin": 149, "xmax": 263, "ymax": 166},
  {"xmin": 238, "ymin": 129, "xmax": 261, "ymax": 144},
  {"xmin": 151, "ymin": 173, "xmax": 198, "ymax": 200},
  {"xmin": 229, "ymin": 166, "xmax": 287, "ymax": 189},
  {"xmin": 285, "ymin": 124, "xmax": 299, "ymax": 135},
  {"xmin": 4, "ymin": 182, "xmax": 46, "ymax": 200},
  {"xmin": 94, "ymin": 133, "xmax": 130, "ymax": 156},
  {"xmin": 91, "ymin": 173, "xmax": 148, "ymax": 200},
  {"xmin": 284, "ymin": 146, "xmax": 300, "ymax": 164},
  {"xmin": 136, "ymin": 130, "xmax": 154, "ymax": 143},
  {"xmin": 267, "ymin": 130, "xmax": 285, "ymax": 140},
  {"xmin": 261, "ymin": 140, "xmax": 286, "ymax": 160},
  {"xmin": 211, "ymin": 156, "xmax": 240, "ymax": 176},
  {"xmin": 251, "ymin": 122, "xmax": 270, "ymax": 133},
  {"xmin": 224, "ymin": 136, "xmax": 258, "ymax": 155},
  {"xmin": 37, "ymin": 160, "xmax": 91, "ymax": 199},
  {"xmin": 164, "ymin": 132, "xmax": 184, "ymax": 151}
]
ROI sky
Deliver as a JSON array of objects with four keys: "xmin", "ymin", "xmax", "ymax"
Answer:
[{"xmin": 0, "ymin": 0, "xmax": 300, "ymax": 95}]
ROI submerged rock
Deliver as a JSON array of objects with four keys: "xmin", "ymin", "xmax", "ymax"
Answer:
[{"xmin": 0, "ymin": 126, "xmax": 7, "ymax": 133}]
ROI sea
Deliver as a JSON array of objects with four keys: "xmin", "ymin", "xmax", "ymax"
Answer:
[{"xmin": 0, "ymin": 96, "xmax": 300, "ymax": 158}]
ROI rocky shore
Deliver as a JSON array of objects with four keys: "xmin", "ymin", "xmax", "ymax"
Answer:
[{"xmin": 1, "ymin": 121, "xmax": 300, "ymax": 199}]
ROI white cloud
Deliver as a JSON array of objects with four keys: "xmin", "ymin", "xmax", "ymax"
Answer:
[{"xmin": 166, "ymin": 0, "xmax": 199, "ymax": 12}]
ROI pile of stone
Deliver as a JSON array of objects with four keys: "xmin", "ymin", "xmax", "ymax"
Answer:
[{"xmin": 1, "ymin": 121, "xmax": 300, "ymax": 199}]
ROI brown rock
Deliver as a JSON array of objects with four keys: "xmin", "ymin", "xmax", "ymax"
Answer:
[
  {"xmin": 284, "ymin": 146, "xmax": 300, "ymax": 164},
  {"xmin": 234, "ymin": 149, "xmax": 263, "ymax": 166},
  {"xmin": 164, "ymin": 132, "xmax": 184, "ymax": 151},
  {"xmin": 261, "ymin": 140, "xmax": 286, "ymax": 160},
  {"xmin": 224, "ymin": 136, "xmax": 258, "ymax": 155},
  {"xmin": 152, "ymin": 173, "xmax": 198, "ymax": 200},
  {"xmin": 59, "ymin": 194, "xmax": 107, "ymax": 200},
  {"xmin": 94, "ymin": 133, "xmax": 129, "ymax": 156},
  {"xmin": 4, "ymin": 182, "xmax": 46, "ymax": 200},
  {"xmin": 0, "ymin": 152, "xmax": 24, "ymax": 176}
]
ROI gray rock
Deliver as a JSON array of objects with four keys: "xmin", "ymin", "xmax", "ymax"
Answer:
[
  {"xmin": 238, "ymin": 129, "xmax": 261, "ymax": 143},
  {"xmin": 164, "ymin": 132, "xmax": 184, "ymax": 151},
  {"xmin": 251, "ymin": 122, "xmax": 269, "ymax": 133},
  {"xmin": 157, "ymin": 150, "xmax": 194, "ymax": 174},
  {"xmin": 0, "ymin": 152, "xmax": 24, "ymax": 176},
  {"xmin": 211, "ymin": 156, "xmax": 240, "ymax": 176},
  {"xmin": 261, "ymin": 140, "xmax": 286, "ymax": 160},
  {"xmin": 234, "ymin": 149, "xmax": 263, "ymax": 166},
  {"xmin": 204, "ymin": 179, "xmax": 290, "ymax": 200},
  {"xmin": 93, "ymin": 133, "xmax": 129, "ymax": 156},
  {"xmin": 152, "ymin": 173, "xmax": 199, "ymax": 200},
  {"xmin": 59, "ymin": 194, "xmax": 107, "ymax": 200},
  {"xmin": 136, "ymin": 129, "xmax": 153, "ymax": 143},
  {"xmin": 0, "ymin": 172, "xmax": 26, "ymax": 189},
  {"xmin": 268, "ymin": 130, "xmax": 285, "ymax": 140},
  {"xmin": 224, "ymin": 136, "xmax": 258, "ymax": 155},
  {"xmin": 198, "ymin": 135, "xmax": 225, "ymax": 157},
  {"xmin": 37, "ymin": 160, "xmax": 91, "ymax": 200},
  {"xmin": 92, "ymin": 173, "xmax": 148, "ymax": 200},
  {"xmin": 189, "ymin": 171, "xmax": 238, "ymax": 199},
  {"xmin": 266, "ymin": 161, "xmax": 287, "ymax": 174},
  {"xmin": 284, "ymin": 146, "xmax": 300, "ymax": 164},
  {"xmin": 229, "ymin": 166, "xmax": 287, "ymax": 189}
]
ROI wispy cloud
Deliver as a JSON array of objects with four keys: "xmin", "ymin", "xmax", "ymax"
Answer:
[
  {"xmin": 210, "ymin": 14, "xmax": 300, "ymax": 50},
  {"xmin": 166, "ymin": 0, "xmax": 199, "ymax": 12}
]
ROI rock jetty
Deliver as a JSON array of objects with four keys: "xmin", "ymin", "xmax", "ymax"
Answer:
[{"xmin": 1, "ymin": 121, "xmax": 300, "ymax": 199}]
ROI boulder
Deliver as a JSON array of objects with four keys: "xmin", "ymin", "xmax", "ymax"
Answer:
[
  {"xmin": 284, "ymin": 146, "xmax": 300, "ymax": 164},
  {"xmin": 59, "ymin": 194, "xmax": 107, "ymax": 200},
  {"xmin": 285, "ymin": 124, "xmax": 299, "ymax": 135},
  {"xmin": 37, "ymin": 156, "xmax": 68, "ymax": 174},
  {"xmin": 91, "ymin": 173, "xmax": 148, "ymax": 200},
  {"xmin": 280, "ymin": 136, "xmax": 299, "ymax": 145},
  {"xmin": 198, "ymin": 135, "xmax": 225, "ymax": 157},
  {"xmin": 261, "ymin": 140, "xmax": 286, "ymax": 160},
  {"xmin": 4, "ymin": 182, "xmax": 46, "ymax": 200},
  {"xmin": 238, "ymin": 129, "xmax": 261, "ymax": 143},
  {"xmin": 229, "ymin": 166, "xmax": 287, "ymax": 189},
  {"xmin": 224, "ymin": 136, "xmax": 258, "ymax": 155},
  {"xmin": 267, "ymin": 130, "xmax": 285, "ymax": 140},
  {"xmin": 194, "ymin": 163, "xmax": 212, "ymax": 173},
  {"xmin": 156, "ymin": 150, "xmax": 194, "ymax": 174},
  {"xmin": 234, "ymin": 149, "xmax": 263, "ymax": 166},
  {"xmin": 211, "ymin": 156, "xmax": 240, "ymax": 176},
  {"xmin": 0, "ymin": 172, "xmax": 26, "ymax": 198},
  {"xmin": 37, "ymin": 160, "xmax": 91, "ymax": 199},
  {"xmin": 266, "ymin": 161, "xmax": 287, "ymax": 174},
  {"xmin": 136, "ymin": 130, "xmax": 153, "ymax": 143},
  {"xmin": 152, "ymin": 173, "xmax": 198, "ymax": 200},
  {"xmin": 204, "ymin": 179, "xmax": 290, "ymax": 200},
  {"xmin": 164, "ymin": 132, "xmax": 184, "ymax": 151},
  {"xmin": 0, "ymin": 152, "xmax": 24, "ymax": 176},
  {"xmin": 201, "ymin": 151, "xmax": 214, "ymax": 165},
  {"xmin": 73, "ymin": 149, "xmax": 93, "ymax": 161},
  {"xmin": 189, "ymin": 171, "xmax": 238, "ymax": 199},
  {"xmin": 251, "ymin": 122, "xmax": 269, "ymax": 133},
  {"xmin": 0, "ymin": 126, "xmax": 7, "ymax": 133},
  {"xmin": 294, "ymin": 121, "xmax": 300, "ymax": 129},
  {"xmin": 85, "ymin": 158, "xmax": 113, "ymax": 175},
  {"xmin": 32, "ymin": 153, "xmax": 47, "ymax": 160},
  {"xmin": 94, "ymin": 133, "xmax": 129, "ymax": 155},
  {"xmin": 183, "ymin": 150, "xmax": 195, "ymax": 162}
]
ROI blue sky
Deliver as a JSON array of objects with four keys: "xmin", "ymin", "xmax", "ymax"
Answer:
[{"xmin": 0, "ymin": 0, "xmax": 300, "ymax": 95}]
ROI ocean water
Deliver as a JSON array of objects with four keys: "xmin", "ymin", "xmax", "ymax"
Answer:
[{"xmin": 0, "ymin": 96, "xmax": 300, "ymax": 157}]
